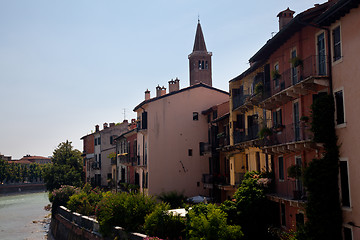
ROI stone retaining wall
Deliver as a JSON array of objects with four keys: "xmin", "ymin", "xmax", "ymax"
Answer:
[
  {"xmin": 49, "ymin": 206, "xmax": 148, "ymax": 240},
  {"xmin": 0, "ymin": 183, "xmax": 45, "ymax": 194}
]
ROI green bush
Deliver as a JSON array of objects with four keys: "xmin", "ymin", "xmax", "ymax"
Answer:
[
  {"xmin": 157, "ymin": 191, "xmax": 187, "ymax": 209},
  {"xmin": 67, "ymin": 184, "xmax": 104, "ymax": 216},
  {"xmin": 187, "ymin": 203, "xmax": 243, "ymax": 240},
  {"xmin": 49, "ymin": 185, "xmax": 79, "ymax": 213},
  {"xmin": 144, "ymin": 203, "xmax": 186, "ymax": 239},
  {"xmin": 96, "ymin": 192, "xmax": 157, "ymax": 235}
]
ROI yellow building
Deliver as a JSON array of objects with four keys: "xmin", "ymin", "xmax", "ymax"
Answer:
[{"xmin": 227, "ymin": 61, "xmax": 272, "ymax": 188}]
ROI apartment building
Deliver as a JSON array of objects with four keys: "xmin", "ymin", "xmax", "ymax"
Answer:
[{"xmin": 316, "ymin": 0, "xmax": 360, "ymax": 238}]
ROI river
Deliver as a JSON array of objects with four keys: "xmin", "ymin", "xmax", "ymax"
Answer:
[{"xmin": 0, "ymin": 191, "xmax": 50, "ymax": 240}]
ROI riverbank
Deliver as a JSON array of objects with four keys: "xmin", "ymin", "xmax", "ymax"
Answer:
[{"xmin": 0, "ymin": 183, "xmax": 46, "ymax": 195}]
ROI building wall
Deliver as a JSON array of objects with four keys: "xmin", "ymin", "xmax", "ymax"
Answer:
[
  {"xmin": 100, "ymin": 123, "xmax": 128, "ymax": 186},
  {"xmin": 137, "ymin": 86, "xmax": 229, "ymax": 197},
  {"xmin": 330, "ymin": 6, "xmax": 360, "ymax": 239}
]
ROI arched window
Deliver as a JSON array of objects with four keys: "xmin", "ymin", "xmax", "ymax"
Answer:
[
  {"xmin": 205, "ymin": 61, "xmax": 208, "ymax": 69},
  {"xmin": 202, "ymin": 60, "xmax": 205, "ymax": 69},
  {"xmin": 198, "ymin": 60, "xmax": 201, "ymax": 69}
]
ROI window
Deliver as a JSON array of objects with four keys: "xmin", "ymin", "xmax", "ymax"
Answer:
[
  {"xmin": 213, "ymin": 110, "xmax": 218, "ymax": 120},
  {"xmin": 333, "ymin": 26, "xmax": 341, "ymax": 61},
  {"xmin": 344, "ymin": 227, "xmax": 353, "ymax": 240},
  {"xmin": 245, "ymin": 154, "xmax": 249, "ymax": 171},
  {"xmin": 110, "ymin": 136, "xmax": 113, "ymax": 145},
  {"xmin": 296, "ymin": 213, "xmax": 304, "ymax": 229},
  {"xmin": 205, "ymin": 61, "xmax": 208, "ymax": 69},
  {"xmin": 193, "ymin": 112, "xmax": 199, "ymax": 121},
  {"xmin": 274, "ymin": 63, "xmax": 280, "ymax": 88},
  {"xmin": 291, "ymin": 49, "xmax": 298, "ymax": 84},
  {"xmin": 188, "ymin": 149, "xmax": 193, "ymax": 156},
  {"xmin": 141, "ymin": 111, "xmax": 148, "ymax": 129},
  {"xmin": 335, "ymin": 90, "xmax": 345, "ymax": 125},
  {"xmin": 273, "ymin": 109, "xmax": 282, "ymax": 127},
  {"xmin": 98, "ymin": 137, "xmax": 101, "ymax": 145},
  {"xmin": 198, "ymin": 60, "xmax": 201, "ymax": 69},
  {"xmin": 94, "ymin": 138, "xmax": 97, "ymax": 146},
  {"xmin": 256, "ymin": 152, "xmax": 260, "ymax": 172},
  {"xmin": 340, "ymin": 160, "xmax": 350, "ymax": 207},
  {"xmin": 279, "ymin": 156, "xmax": 284, "ymax": 180},
  {"xmin": 317, "ymin": 32, "xmax": 326, "ymax": 75},
  {"xmin": 281, "ymin": 203, "xmax": 286, "ymax": 226}
]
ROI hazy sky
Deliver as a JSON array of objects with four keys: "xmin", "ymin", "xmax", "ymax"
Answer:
[{"xmin": 0, "ymin": 0, "xmax": 326, "ymax": 159}]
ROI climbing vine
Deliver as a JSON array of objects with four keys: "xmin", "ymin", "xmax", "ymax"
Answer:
[{"xmin": 298, "ymin": 94, "xmax": 342, "ymax": 240}]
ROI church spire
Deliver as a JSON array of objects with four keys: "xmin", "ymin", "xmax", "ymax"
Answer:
[
  {"xmin": 188, "ymin": 20, "xmax": 212, "ymax": 87},
  {"xmin": 192, "ymin": 20, "xmax": 207, "ymax": 52}
]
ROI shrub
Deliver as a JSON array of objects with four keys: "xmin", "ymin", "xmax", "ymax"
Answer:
[
  {"xmin": 157, "ymin": 191, "xmax": 187, "ymax": 209},
  {"xmin": 67, "ymin": 184, "xmax": 104, "ymax": 216},
  {"xmin": 96, "ymin": 192, "xmax": 157, "ymax": 235},
  {"xmin": 187, "ymin": 203, "xmax": 243, "ymax": 240},
  {"xmin": 144, "ymin": 203, "xmax": 186, "ymax": 239},
  {"xmin": 49, "ymin": 185, "xmax": 79, "ymax": 213}
]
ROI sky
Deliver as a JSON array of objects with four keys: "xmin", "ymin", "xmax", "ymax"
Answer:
[{"xmin": 0, "ymin": 0, "xmax": 327, "ymax": 159}]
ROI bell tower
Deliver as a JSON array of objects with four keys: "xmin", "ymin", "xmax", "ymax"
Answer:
[{"xmin": 188, "ymin": 20, "xmax": 212, "ymax": 86}]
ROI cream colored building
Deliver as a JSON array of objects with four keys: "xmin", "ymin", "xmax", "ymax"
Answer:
[{"xmin": 134, "ymin": 81, "xmax": 229, "ymax": 197}]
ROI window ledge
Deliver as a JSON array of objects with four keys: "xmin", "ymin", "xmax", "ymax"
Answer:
[
  {"xmin": 336, "ymin": 123, "xmax": 347, "ymax": 129},
  {"xmin": 342, "ymin": 206, "xmax": 352, "ymax": 212}
]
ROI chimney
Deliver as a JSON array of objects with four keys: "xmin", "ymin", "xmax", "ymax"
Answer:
[
  {"xmin": 168, "ymin": 78, "xmax": 180, "ymax": 93},
  {"xmin": 156, "ymin": 85, "xmax": 162, "ymax": 97},
  {"xmin": 277, "ymin": 8, "xmax": 295, "ymax": 30},
  {"xmin": 145, "ymin": 89, "xmax": 150, "ymax": 100},
  {"xmin": 161, "ymin": 86, "xmax": 166, "ymax": 96},
  {"xmin": 103, "ymin": 123, "xmax": 108, "ymax": 129},
  {"xmin": 109, "ymin": 123, "xmax": 115, "ymax": 127},
  {"xmin": 95, "ymin": 125, "xmax": 99, "ymax": 132}
]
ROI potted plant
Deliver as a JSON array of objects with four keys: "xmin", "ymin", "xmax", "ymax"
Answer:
[
  {"xmin": 300, "ymin": 115, "xmax": 309, "ymax": 122},
  {"xmin": 254, "ymin": 83, "xmax": 264, "ymax": 95},
  {"xmin": 274, "ymin": 124, "xmax": 284, "ymax": 132},
  {"xmin": 287, "ymin": 165, "xmax": 303, "ymax": 200},
  {"xmin": 258, "ymin": 126, "xmax": 273, "ymax": 139},
  {"xmin": 290, "ymin": 56, "xmax": 303, "ymax": 68},
  {"xmin": 271, "ymin": 69, "xmax": 281, "ymax": 79}
]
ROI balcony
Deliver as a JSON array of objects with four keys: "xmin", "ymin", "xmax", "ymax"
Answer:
[
  {"xmin": 217, "ymin": 133, "xmax": 230, "ymax": 148},
  {"xmin": 233, "ymin": 124, "xmax": 259, "ymax": 145},
  {"xmin": 232, "ymin": 89, "xmax": 251, "ymax": 111},
  {"xmin": 202, "ymin": 174, "xmax": 232, "ymax": 190},
  {"xmin": 267, "ymin": 179, "xmax": 306, "ymax": 207},
  {"xmin": 259, "ymin": 55, "xmax": 329, "ymax": 110},
  {"xmin": 111, "ymin": 158, "xmax": 117, "ymax": 165},
  {"xmin": 261, "ymin": 122, "xmax": 318, "ymax": 154},
  {"xmin": 118, "ymin": 153, "xmax": 137, "ymax": 166},
  {"xmin": 91, "ymin": 162, "xmax": 101, "ymax": 170}
]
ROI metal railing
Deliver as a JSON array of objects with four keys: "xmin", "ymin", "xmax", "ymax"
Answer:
[
  {"xmin": 232, "ymin": 89, "xmax": 251, "ymax": 110},
  {"xmin": 262, "ymin": 122, "xmax": 312, "ymax": 146},
  {"xmin": 91, "ymin": 162, "xmax": 101, "ymax": 170},
  {"xmin": 273, "ymin": 55, "xmax": 328, "ymax": 96},
  {"xmin": 233, "ymin": 124, "xmax": 259, "ymax": 144},
  {"xmin": 270, "ymin": 178, "xmax": 305, "ymax": 201},
  {"xmin": 202, "ymin": 174, "xmax": 230, "ymax": 185}
]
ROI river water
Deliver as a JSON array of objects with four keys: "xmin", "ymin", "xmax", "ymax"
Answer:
[{"xmin": 0, "ymin": 191, "xmax": 50, "ymax": 240}]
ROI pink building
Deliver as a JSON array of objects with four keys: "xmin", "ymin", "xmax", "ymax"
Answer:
[
  {"xmin": 134, "ymin": 82, "xmax": 229, "ymax": 197},
  {"xmin": 317, "ymin": 0, "xmax": 360, "ymax": 238}
]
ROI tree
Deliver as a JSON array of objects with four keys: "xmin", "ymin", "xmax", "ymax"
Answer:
[
  {"xmin": 43, "ymin": 140, "xmax": 83, "ymax": 191},
  {"xmin": 187, "ymin": 203, "xmax": 243, "ymax": 240}
]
